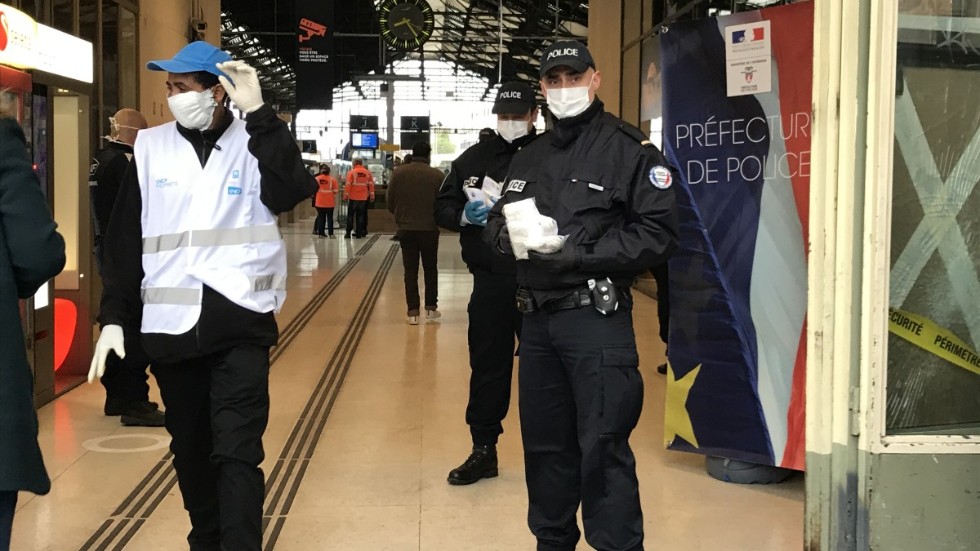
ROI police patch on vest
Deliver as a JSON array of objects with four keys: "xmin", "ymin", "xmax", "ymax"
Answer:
[
  {"xmin": 464, "ymin": 176, "xmax": 480, "ymax": 188},
  {"xmin": 505, "ymin": 179, "xmax": 527, "ymax": 193},
  {"xmin": 649, "ymin": 166, "xmax": 672, "ymax": 189}
]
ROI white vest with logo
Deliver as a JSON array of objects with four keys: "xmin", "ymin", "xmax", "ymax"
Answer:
[{"xmin": 134, "ymin": 118, "xmax": 287, "ymax": 335}]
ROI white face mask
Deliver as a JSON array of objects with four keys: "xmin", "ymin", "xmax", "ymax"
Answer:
[
  {"xmin": 167, "ymin": 88, "xmax": 217, "ymax": 131},
  {"xmin": 105, "ymin": 117, "xmax": 142, "ymax": 143},
  {"xmin": 109, "ymin": 117, "xmax": 142, "ymax": 133},
  {"xmin": 497, "ymin": 119, "xmax": 530, "ymax": 143},
  {"xmin": 545, "ymin": 74, "xmax": 595, "ymax": 119}
]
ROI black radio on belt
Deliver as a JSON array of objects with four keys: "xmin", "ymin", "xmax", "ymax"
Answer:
[
  {"xmin": 516, "ymin": 288, "xmax": 537, "ymax": 314},
  {"xmin": 588, "ymin": 278, "xmax": 619, "ymax": 316}
]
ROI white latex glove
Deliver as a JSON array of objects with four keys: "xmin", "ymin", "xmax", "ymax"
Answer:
[
  {"xmin": 216, "ymin": 60, "xmax": 264, "ymax": 114},
  {"xmin": 89, "ymin": 325, "xmax": 126, "ymax": 383}
]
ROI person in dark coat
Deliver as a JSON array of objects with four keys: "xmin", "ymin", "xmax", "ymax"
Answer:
[
  {"xmin": 0, "ymin": 109, "xmax": 67, "ymax": 550},
  {"xmin": 387, "ymin": 141, "xmax": 445, "ymax": 324}
]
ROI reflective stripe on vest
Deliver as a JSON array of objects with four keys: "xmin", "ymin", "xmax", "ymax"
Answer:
[
  {"xmin": 142, "ymin": 287, "xmax": 201, "ymax": 305},
  {"xmin": 143, "ymin": 224, "xmax": 281, "ymax": 254},
  {"xmin": 134, "ymin": 118, "xmax": 288, "ymax": 335}
]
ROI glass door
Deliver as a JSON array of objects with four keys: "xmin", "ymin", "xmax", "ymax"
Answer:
[
  {"xmin": 50, "ymin": 88, "xmax": 93, "ymax": 395},
  {"xmin": 885, "ymin": 0, "xmax": 980, "ymax": 437}
]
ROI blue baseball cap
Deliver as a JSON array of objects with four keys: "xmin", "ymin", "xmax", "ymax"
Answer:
[{"xmin": 146, "ymin": 41, "xmax": 232, "ymax": 79}]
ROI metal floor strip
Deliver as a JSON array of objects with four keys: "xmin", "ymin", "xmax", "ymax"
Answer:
[
  {"xmin": 79, "ymin": 253, "xmax": 369, "ymax": 551},
  {"xmin": 262, "ymin": 244, "xmax": 399, "ymax": 551}
]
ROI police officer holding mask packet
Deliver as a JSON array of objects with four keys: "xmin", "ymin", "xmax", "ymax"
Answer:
[
  {"xmin": 484, "ymin": 40, "xmax": 678, "ymax": 551},
  {"xmin": 435, "ymin": 82, "xmax": 539, "ymax": 486}
]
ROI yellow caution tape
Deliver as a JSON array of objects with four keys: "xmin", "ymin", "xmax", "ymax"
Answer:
[{"xmin": 888, "ymin": 307, "xmax": 980, "ymax": 376}]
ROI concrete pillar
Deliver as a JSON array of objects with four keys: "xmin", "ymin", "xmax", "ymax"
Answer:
[
  {"xmin": 587, "ymin": 1, "xmax": 623, "ymax": 118},
  {"xmin": 138, "ymin": 0, "xmax": 221, "ymax": 126},
  {"xmin": 621, "ymin": 0, "xmax": 643, "ymax": 127}
]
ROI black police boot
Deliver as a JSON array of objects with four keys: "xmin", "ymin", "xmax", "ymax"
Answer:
[
  {"xmin": 119, "ymin": 401, "xmax": 166, "ymax": 427},
  {"xmin": 447, "ymin": 445, "xmax": 498, "ymax": 485},
  {"xmin": 105, "ymin": 398, "xmax": 159, "ymax": 416}
]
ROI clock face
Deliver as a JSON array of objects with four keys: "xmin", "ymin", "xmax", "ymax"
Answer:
[{"xmin": 379, "ymin": 0, "xmax": 435, "ymax": 50}]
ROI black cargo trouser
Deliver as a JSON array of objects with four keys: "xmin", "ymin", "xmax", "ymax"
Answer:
[
  {"xmin": 100, "ymin": 326, "xmax": 151, "ymax": 405},
  {"xmin": 398, "ymin": 230, "xmax": 440, "ymax": 313},
  {"xmin": 151, "ymin": 344, "xmax": 270, "ymax": 551},
  {"xmin": 346, "ymin": 200, "xmax": 368, "ymax": 237},
  {"xmin": 0, "ymin": 491, "xmax": 15, "ymax": 551},
  {"xmin": 313, "ymin": 206, "xmax": 335, "ymax": 235},
  {"xmin": 519, "ymin": 294, "xmax": 644, "ymax": 551},
  {"xmin": 465, "ymin": 269, "xmax": 522, "ymax": 446}
]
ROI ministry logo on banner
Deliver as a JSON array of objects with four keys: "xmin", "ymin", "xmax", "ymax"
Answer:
[{"xmin": 724, "ymin": 20, "xmax": 772, "ymax": 97}]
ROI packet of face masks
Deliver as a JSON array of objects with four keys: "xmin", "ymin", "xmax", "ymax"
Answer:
[
  {"xmin": 481, "ymin": 175, "xmax": 504, "ymax": 205},
  {"xmin": 502, "ymin": 198, "xmax": 567, "ymax": 260}
]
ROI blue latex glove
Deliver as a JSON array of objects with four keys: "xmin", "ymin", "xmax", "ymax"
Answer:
[{"xmin": 463, "ymin": 200, "xmax": 490, "ymax": 226}]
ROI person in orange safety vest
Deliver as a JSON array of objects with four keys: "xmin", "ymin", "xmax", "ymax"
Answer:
[
  {"xmin": 343, "ymin": 158, "xmax": 375, "ymax": 238},
  {"xmin": 313, "ymin": 164, "xmax": 339, "ymax": 237}
]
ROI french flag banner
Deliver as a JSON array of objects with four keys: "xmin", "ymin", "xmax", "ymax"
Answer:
[{"xmin": 660, "ymin": 1, "xmax": 813, "ymax": 470}]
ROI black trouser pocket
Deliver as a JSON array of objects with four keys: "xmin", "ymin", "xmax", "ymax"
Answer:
[{"xmin": 600, "ymin": 345, "xmax": 643, "ymax": 435}]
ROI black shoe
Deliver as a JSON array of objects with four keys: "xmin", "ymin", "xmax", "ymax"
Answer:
[
  {"xmin": 119, "ymin": 401, "xmax": 166, "ymax": 427},
  {"xmin": 656, "ymin": 362, "xmax": 668, "ymax": 375},
  {"xmin": 105, "ymin": 398, "xmax": 159, "ymax": 416},
  {"xmin": 448, "ymin": 445, "xmax": 498, "ymax": 485}
]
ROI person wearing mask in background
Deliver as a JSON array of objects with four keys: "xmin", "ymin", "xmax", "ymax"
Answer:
[
  {"xmin": 387, "ymin": 141, "xmax": 444, "ymax": 325},
  {"xmin": 478, "ymin": 127, "xmax": 496, "ymax": 143},
  {"xmin": 313, "ymin": 164, "xmax": 339, "ymax": 238},
  {"xmin": 484, "ymin": 40, "xmax": 678, "ymax": 551},
  {"xmin": 434, "ymin": 82, "xmax": 539, "ymax": 485},
  {"xmin": 343, "ymin": 157, "xmax": 375, "ymax": 238},
  {"xmin": 89, "ymin": 108, "xmax": 165, "ymax": 427},
  {"xmin": 88, "ymin": 42, "xmax": 317, "ymax": 551},
  {"xmin": 0, "ymin": 98, "xmax": 66, "ymax": 551}
]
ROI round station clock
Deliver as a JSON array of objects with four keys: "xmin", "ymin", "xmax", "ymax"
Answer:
[{"xmin": 379, "ymin": 0, "xmax": 435, "ymax": 50}]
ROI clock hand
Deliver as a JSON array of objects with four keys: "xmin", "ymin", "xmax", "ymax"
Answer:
[
  {"xmin": 404, "ymin": 20, "xmax": 419, "ymax": 38},
  {"xmin": 393, "ymin": 18, "xmax": 411, "ymax": 28}
]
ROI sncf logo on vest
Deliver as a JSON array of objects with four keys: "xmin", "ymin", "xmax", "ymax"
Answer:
[{"xmin": 154, "ymin": 178, "xmax": 178, "ymax": 189}]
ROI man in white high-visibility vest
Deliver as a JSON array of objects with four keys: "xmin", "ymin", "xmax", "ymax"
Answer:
[{"xmin": 88, "ymin": 41, "xmax": 317, "ymax": 551}]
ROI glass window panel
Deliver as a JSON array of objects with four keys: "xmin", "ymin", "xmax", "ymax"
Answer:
[
  {"xmin": 118, "ymin": 7, "xmax": 137, "ymax": 110},
  {"xmin": 102, "ymin": 2, "xmax": 119, "ymax": 120},
  {"xmin": 887, "ymin": 0, "xmax": 980, "ymax": 435},
  {"xmin": 51, "ymin": 0, "xmax": 75, "ymax": 33},
  {"xmin": 78, "ymin": 0, "xmax": 98, "ymax": 44}
]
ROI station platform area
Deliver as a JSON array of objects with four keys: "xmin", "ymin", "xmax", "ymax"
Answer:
[{"xmin": 12, "ymin": 219, "xmax": 803, "ymax": 551}]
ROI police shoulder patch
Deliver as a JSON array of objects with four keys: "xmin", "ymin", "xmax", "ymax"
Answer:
[
  {"xmin": 649, "ymin": 166, "xmax": 673, "ymax": 189},
  {"xmin": 505, "ymin": 179, "xmax": 527, "ymax": 193}
]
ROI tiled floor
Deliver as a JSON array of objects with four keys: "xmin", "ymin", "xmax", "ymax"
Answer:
[{"xmin": 11, "ymin": 220, "xmax": 803, "ymax": 550}]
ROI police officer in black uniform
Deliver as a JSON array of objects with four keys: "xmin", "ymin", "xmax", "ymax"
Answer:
[
  {"xmin": 434, "ymin": 82, "xmax": 539, "ymax": 485},
  {"xmin": 89, "ymin": 108, "xmax": 165, "ymax": 427},
  {"xmin": 484, "ymin": 41, "xmax": 678, "ymax": 551}
]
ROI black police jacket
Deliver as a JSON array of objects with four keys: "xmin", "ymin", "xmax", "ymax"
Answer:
[
  {"xmin": 485, "ymin": 99, "xmax": 678, "ymax": 294},
  {"xmin": 434, "ymin": 130, "xmax": 537, "ymax": 274},
  {"xmin": 89, "ymin": 141, "xmax": 133, "ymax": 251}
]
